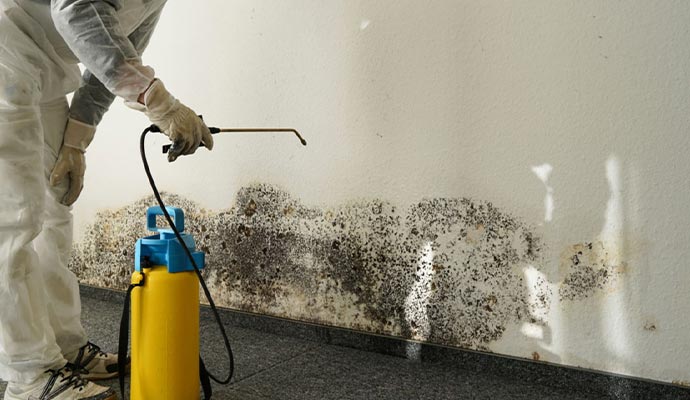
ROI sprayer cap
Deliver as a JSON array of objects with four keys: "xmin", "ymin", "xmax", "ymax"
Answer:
[{"xmin": 135, "ymin": 206, "xmax": 205, "ymax": 273}]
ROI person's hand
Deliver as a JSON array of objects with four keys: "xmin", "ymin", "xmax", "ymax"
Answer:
[
  {"xmin": 127, "ymin": 79, "xmax": 213, "ymax": 162},
  {"xmin": 50, "ymin": 119, "xmax": 94, "ymax": 206}
]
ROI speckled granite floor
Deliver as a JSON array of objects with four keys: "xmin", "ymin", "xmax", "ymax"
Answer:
[{"xmin": 1, "ymin": 288, "xmax": 689, "ymax": 400}]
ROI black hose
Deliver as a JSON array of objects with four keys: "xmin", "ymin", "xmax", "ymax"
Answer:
[{"xmin": 140, "ymin": 125, "xmax": 234, "ymax": 385}]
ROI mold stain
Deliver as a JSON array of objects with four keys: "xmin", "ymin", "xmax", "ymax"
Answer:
[
  {"xmin": 644, "ymin": 322, "xmax": 657, "ymax": 332},
  {"xmin": 559, "ymin": 242, "xmax": 623, "ymax": 301},
  {"xmin": 70, "ymin": 183, "xmax": 619, "ymax": 350}
]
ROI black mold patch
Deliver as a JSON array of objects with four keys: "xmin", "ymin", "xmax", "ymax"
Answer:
[
  {"xmin": 400, "ymin": 199, "xmax": 544, "ymax": 347},
  {"xmin": 559, "ymin": 242, "xmax": 622, "ymax": 301},
  {"xmin": 73, "ymin": 184, "xmax": 556, "ymax": 349},
  {"xmin": 69, "ymin": 195, "xmax": 207, "ymax": 289}
]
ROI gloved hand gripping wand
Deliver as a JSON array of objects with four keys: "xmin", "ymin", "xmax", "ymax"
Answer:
[{"xmin": 162, "ymin": 127, "xmax": 307, "ymax": 154}]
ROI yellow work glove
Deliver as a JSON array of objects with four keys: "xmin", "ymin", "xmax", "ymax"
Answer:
[
  {"xmin": 126, "ymin": 79, "xmax": 213, "ymax": 162},
  {"xmin": 50, "ymin": 118, "xmax": 95, "ymax": 206}
]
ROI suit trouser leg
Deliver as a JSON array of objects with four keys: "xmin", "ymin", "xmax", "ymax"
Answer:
[{"xmin": 33, "ymin": 97, "xmax": 88, "ymax": 357}]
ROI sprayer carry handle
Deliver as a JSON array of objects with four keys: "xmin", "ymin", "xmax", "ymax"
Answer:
[{"xmin": 147, "ymin": 206, "xmax": 185, "ymax": 233}]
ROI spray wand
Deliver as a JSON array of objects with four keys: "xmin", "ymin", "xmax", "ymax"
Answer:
[{"xmin": 162, "ymin": 126, "xmax": 307, "ymax": 155}]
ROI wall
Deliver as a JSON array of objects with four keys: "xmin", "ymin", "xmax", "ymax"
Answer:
[{"xmin": 72, "ymin": 0, "xmax": 690, "ymax": 386}]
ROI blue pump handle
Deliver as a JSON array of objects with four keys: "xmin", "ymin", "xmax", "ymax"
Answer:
[{"xmin": 146, "ymin": 206, "xmax": 185, "ymax": 233}]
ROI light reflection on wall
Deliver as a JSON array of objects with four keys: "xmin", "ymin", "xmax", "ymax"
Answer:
[
  {"xmin": 531, "ymin": 163, "xmax": 554, "ymax": 223},
  {"xmin": 404, "ymin": 241, "xmax": 435, "ymax": 341},
  {"xmin": 602, "ymin": 155, "xmax": 630, "ymax": 363},
  {"xmin": 403, "ymin": 241, "xmax": 436, "ymax": 359}
]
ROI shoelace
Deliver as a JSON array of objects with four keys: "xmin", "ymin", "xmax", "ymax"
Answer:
[
  {"xmin": 48, "ymin": 365, "xmax": 88, "ymax": 391},
  {"xmin": 85, "ymin": 342, "xmax": 108, "ymax": 358},
  {"xmin": 73, "ymin": 342, "xmax": 109, "ymax": 375}
]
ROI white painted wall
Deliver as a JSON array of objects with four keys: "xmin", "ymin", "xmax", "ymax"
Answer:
[{"xmin": 74, "ymin": 0, "xmax": 690, "ymax": 385}]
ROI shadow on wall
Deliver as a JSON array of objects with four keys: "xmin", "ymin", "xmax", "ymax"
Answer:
[{"xmin": 71, "ymin": 183, "xmax": 619, "ymax": 352}]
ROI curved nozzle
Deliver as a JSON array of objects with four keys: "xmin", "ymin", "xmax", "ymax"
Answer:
[{"xmin": 214, "ymin": 128, "xmax": 307, "ymax": 146}]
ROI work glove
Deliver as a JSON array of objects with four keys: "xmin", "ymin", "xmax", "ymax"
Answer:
[
  {"xmin": 50, "ymin": 118, "xmax": 95, "ymax": 206},
  {"xmin": 126, "ymin": 79, "xmax": 214, "ymax": 162}
]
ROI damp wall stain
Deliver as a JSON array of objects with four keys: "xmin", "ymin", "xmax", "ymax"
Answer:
[
  {"xmin": 71, "ymin": 183, "xmax": 619, "ymax": 350},
  {"xmin": 559, "ymin": 242, "xmax": 623, "ymax": 301}
]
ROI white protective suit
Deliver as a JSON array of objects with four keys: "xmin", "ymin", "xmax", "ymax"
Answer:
[{"xmin": 0, "ymin": 0, "xmax": 166, "ymax": 384}]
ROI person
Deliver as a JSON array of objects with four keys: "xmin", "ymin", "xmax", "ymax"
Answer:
[{"xmin": 0, "ymin": 0, "xmax": 213, "ymax": 398}]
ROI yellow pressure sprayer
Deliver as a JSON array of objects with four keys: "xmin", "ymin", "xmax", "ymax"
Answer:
[
  {"xmin": 130, "ymin": 206, "xmax": 204, "ymax": 399},
  {"xmin": 119, "ymin": 123, "xmax": 306, "ymax": 400}
]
